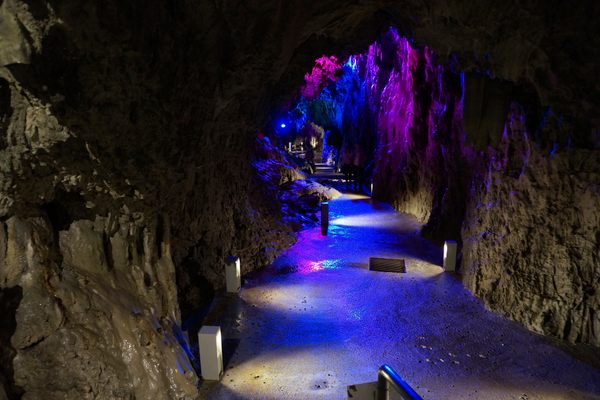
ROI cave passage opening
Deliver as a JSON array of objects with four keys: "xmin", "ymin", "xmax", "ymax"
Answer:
[{"xmin": 257, "ymin": 26, "xmax": 469, "ymax": 240}]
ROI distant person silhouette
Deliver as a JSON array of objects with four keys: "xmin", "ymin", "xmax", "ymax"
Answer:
[{"xmin": 305, "ymin": 142, "xmax": 316, "ymax": 174}]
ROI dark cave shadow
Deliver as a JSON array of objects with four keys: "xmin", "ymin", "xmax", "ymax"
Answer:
[
  {"xmin": 222, "ymin": 338, "xmax": 241, "ymax": 370},
  {"xmin": 182, "ymin": 301, "xmax": 214, "ymax": 350},
  {"xmin": 202, "ymin": 295, "xmax": 246, "ymax": 361},
  {"xmin": 547, "ymin": 337, "xmax": 600, "ymax": 370},
  {"xmin": 199, "ymin": 381, "xmax": 254, "ymax": 400},
  {"xmin": 0, "ymin": 286, "xmax": 24, "ymax": 399}
]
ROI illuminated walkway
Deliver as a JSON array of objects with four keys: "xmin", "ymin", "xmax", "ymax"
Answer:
[{"xmin": 200, "ymin": 194, "xmax": 600, "ymax": 399}]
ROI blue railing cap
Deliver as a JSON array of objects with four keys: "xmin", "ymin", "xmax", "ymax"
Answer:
[{"xmin": 379, "ymin": 364, "xmax": 423, "ymax": 400}]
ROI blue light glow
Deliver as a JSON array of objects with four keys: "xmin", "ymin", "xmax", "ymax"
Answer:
[
  {"xmin": 280, "ymin": 123, "xmax": 287, "ymax": 128},
  {"xmin": 345, "ymin": 55, "xmax": 358, "ymax": 71}
]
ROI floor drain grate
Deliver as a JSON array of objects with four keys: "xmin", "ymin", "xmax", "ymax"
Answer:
[{"xmin": 369, "ymin": 257, "xmax": 406, "ymax": 273}]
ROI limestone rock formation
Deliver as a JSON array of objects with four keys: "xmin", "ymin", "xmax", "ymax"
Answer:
[
  {"xmin": 462, "ymin": 106, "xmax": 600, "ymax": 346},
  {"xmin": 1, "ymin": 215, "xmax": 198, "ymax": 399}
]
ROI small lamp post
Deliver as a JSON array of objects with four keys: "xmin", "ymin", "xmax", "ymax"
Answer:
[
  {"xmin": 198, "ymin": 325, "xmax": 223, "ymax": 381},
  {"xmin": 443, "ymin": 240, "xmax": 457, "ymax": 272},
  {"xmin": 225, "ymin": 256, "xmax": 241, "ymax": 293}
]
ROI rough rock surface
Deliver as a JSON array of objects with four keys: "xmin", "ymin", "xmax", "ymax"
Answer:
[
  {"xmin": 0, "ymin": 0, "xmax": 598, "ymax": 398},
  {"xmin": 254, "ymin": 137, "xmax": 341, "ymax": 230},
  {"xmin": 364, "ymin": 42, "xmax": 600, "ymax": 348},
  {"xmin": 462, "ymin": 106, "xmax": 600, "ymax": 347},
  {"xmin": 0, "ymin": 215, "xmax": 198, "ymax": 399}
]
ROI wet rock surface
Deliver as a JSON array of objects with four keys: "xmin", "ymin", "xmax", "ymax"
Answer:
[
  {"xmin": 461, "ymin": 110, "xmax": 600, "ymax": 347},
  {"xmin": 1, "ymin": 215, "xmax": 199, "ymax": 399}
]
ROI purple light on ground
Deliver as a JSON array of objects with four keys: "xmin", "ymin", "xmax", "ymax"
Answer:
[{"xmin": 296, "ymin": 259, "xmax": 343, "ymax": 274}]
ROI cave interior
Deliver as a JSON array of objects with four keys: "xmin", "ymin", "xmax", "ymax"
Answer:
[{"xmin": 0, "ymin": 1, "xmax": 599, "ymax": 399}]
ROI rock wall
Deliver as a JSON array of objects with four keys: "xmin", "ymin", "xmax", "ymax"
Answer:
[
  {"xmin": 379, "ymin": 90, "xmax": 600, "ymax": 348},
  {"xmin": 356, "ymin": 37, "xmax": 600, "ymax": 347},
  {"xmin": 462, "ymin": 105, "xmax": 600, "ymax": 346},
  {"xmin": 0, "ymin": 0, "xmax": 598, "ymax": 398},
  {"xmin": 0, "ymin": 1, "xmax": 297, "ymax": 397},
  {"xmin": 0, "ymin": 215, "xmax": 199, "ymax": 399}
]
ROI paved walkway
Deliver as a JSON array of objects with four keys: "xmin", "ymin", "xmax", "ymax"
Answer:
[{"xmin": 200, "ymin": 194, "xmax": 600, "ymax": 399}]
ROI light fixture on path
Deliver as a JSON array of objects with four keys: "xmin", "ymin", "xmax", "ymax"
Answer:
[
  {"xmin": 198, "ymin": 325, "xmax": 223, "ymax": 381},
  {"xmin": 443, "ymin": 240, "xmax": 457, "ymax": 272}
]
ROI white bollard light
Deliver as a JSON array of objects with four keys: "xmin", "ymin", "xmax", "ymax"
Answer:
[
  {"xmin": 288, "ymin": 142, "xmax": 292, "ymax": 152},
  {"xmin": 198, "ymin": 325, "xmax": 223, "ymax": 381},
  {"xmin": 225, "ymin": 256, "xmax": 241, "ymax": 293},
  {"xmin": 443, "ymin": 240, "xmax": 457, "ymax": 272}
]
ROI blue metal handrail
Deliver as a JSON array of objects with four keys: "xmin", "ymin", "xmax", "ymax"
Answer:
[{"xmin": 377, "ymin": 364, "xmax": 423, "ymax": 400}]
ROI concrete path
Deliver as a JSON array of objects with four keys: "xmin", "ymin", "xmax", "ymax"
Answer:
[{"xmin": 200, "ymin": 194, "xmax": 600, "ymax": 399}]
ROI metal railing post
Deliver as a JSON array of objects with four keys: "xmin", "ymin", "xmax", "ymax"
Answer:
[{"xmin": 377, "ymin": 364, "xmax": 423, "ymax": 400}]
